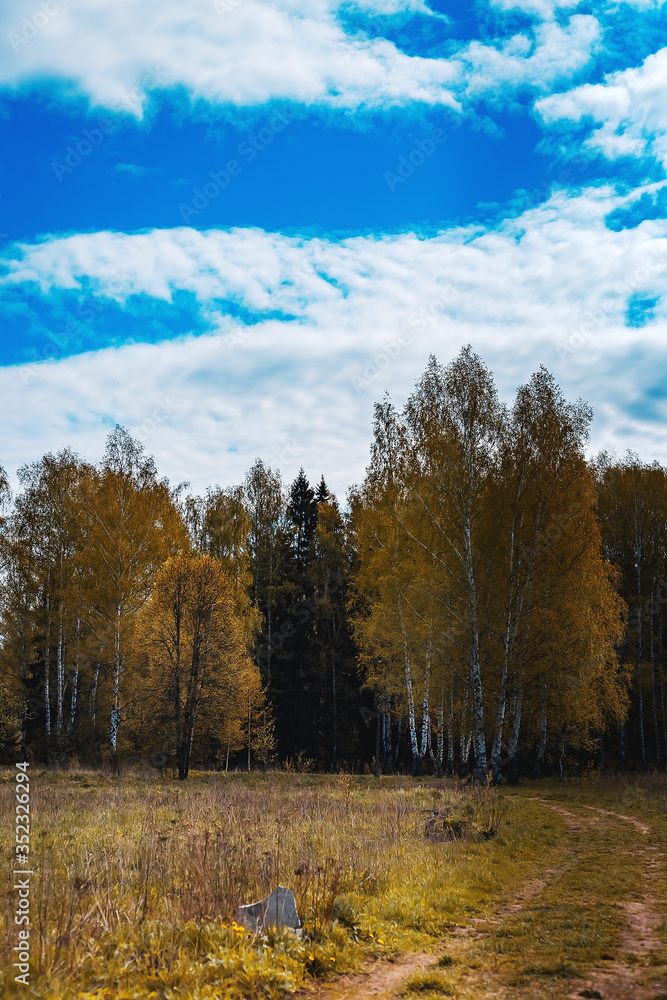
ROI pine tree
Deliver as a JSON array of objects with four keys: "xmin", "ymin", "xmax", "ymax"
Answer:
[{"xmin": 596, "ymin": 454, "xmax": 667, "ymax": 767}]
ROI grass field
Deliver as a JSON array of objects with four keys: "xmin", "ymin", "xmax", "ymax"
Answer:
[{"xmin": 2, "ymin": 768, "xmax": 666, "ymax": 999}]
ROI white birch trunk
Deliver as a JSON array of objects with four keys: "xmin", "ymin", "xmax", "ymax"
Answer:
[
  {"xmin": 447, "ymin": 686, "xmax": 455, "ymax": 774},
  {"xmin": 110, "ymin": 603, "xmax": 123, "ymax": 757},
  {"xmin": 399, "ymin": 607, "xmax": 419, "ymax": 767},
  {"xmin": 463, "ymin": 517, "xmax": 486, "ymax": 771},
  {"xmin": 68, "ymin": 618, "xmax": 80, "ymax": 733},
  {"xmin": 418, "ymin": 640, "xmax": 432, "ymax": 760},
  {"xmin": 507, "ymin": 682, "xmax": 523, "ymax": 761},
  {"xmin": 44, "ymin": 593, "xmax": 51, "ymax": 737},
  {"xmin": 56, "ymin": 618, "xmax": 64, "ymax": 739},
  {"xmin": 436, "ymin": 692, "xmax": 444, "ymax": 771}
]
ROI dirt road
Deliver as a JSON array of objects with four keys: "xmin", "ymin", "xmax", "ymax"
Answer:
[{"xmin": 299, "ymin": 797, "xmax": 667, "ymax": 1000}]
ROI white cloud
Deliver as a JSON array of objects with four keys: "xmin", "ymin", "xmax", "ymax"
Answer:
[
  {"xmin": 490, "ymin": 0, "xmax": 661, "ymax": 20},
  {"xmin": 2, "ymin": 187, "xmax": 667, "ymax": 495},
  {"xmin": 0, "ymin": 0, "xmax": 604, "ymax": 117},
  {"xmin": 490, "ymin": 0, "xmax": 581, "ymax": 19},
  {"xmin": 461, "ymin": 15, "xmax": 599, "ymax": 97},
  {"xmin": 537, "ymin": 47, "xmax": 667, "ymax": 168},
  {"xmin": 113, "ymin": 163, "xmax": 156, "ymax": 176},
  {"xmin": 1, "ymin": 0, "xmax": 461, "ymax": 113}
]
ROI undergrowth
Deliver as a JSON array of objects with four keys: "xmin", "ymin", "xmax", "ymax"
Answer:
[{"xmin": 0, "ymin": 770, "xmax": 665, "ymax": 999}]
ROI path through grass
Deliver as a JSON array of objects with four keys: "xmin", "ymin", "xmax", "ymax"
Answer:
[{"xmin": 1, "ymin": 770, "xmax": 666, "ymax": 999}]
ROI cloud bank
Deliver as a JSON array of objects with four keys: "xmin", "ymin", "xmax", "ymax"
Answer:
[{"xmin": 2, "ymin": 186, "xmax": 667, "ymax": 495}]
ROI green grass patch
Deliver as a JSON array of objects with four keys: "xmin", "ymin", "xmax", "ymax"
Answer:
[
  {"xmin": 0, "ymin": 770, "xmax": 665, "ymax": 999},
  {"xmin": 401, "ymin": 967, "xmax": 457, "ymax": 996}
]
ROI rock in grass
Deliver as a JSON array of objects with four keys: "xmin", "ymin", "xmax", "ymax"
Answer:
[{"xmin": 236, "ymin": 886, "xmax": 301, "ymax": 933}]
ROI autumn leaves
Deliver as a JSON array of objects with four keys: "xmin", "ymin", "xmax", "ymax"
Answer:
[
  {"xmin": 349, "ymin": 348, "xmax": 627, "ymax": 778},
  {"xmin": 0, "ymin": 428, "xmax": 271, "ymax": 774},
  {"xmin": 0, "ymin": 347, "xmax": 655, "ymax": 775}
]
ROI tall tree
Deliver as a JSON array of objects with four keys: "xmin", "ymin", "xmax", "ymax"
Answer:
[
  {"xmin": 244, "ymin": 460, "xmax": 285, "ymax": 690},
  {"xmin": 8, "ymin": 451, "xmax": 90, "ymax": 762},
  {"xmin": 403, "ymin": 348, "xmax": 503, "ymax": 773},
  {"xmin": 78, "ymin": 427, "xmax": 185, "ymax": 770},
  {"xmin": 138, "ymin": 553, "xmax": 254, "ymax": 779},
  {"xmin": 596, "ymin": 454, "xmax": 667, "ymax": 767},
  {"xmin": 186, "ymin": 485, "xmax": 261, "ymax": 646},
  {"xmin": 311, "ymin": 485, "xmax": 357, "ymax": 767}
]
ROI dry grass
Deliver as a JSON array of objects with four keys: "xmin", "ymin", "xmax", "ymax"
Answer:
[{"xmin": 1, "ymin": 768, "xmax": 665, "ymax": 999}]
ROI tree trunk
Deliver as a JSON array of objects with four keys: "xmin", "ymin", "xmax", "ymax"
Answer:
[
  {"xmin": 506, "ymin": 680, "xmax": 523, "ymax": 784},
  {"xmin": 382, "ymin": 699, "xmax": 393, "ymax": 774},
  {"xmin": 394, "ymin": 713, "xmax": 403, "ymax": 770},
  {"xmin": 533, "ymin": 675, "xmax": 548, "ymax": 777},
  {"xmin": 660, "ymin": 598, "xmax": 666, "ymax": 757},
  {"xmin": 332, "ymin": 648, "xmax": 338, "ymax": 767},
  {"xmin": 650, "ymin": 588, "xmax": 660, "ymax": 766},
  {"xmin": 435, "ymin": 690, "xmax": 444, "ymax": 777},
  {"xmin": 447, "ymin": 687, "xmax": 455, "ymax": 775},
  {"xmin": 56, "ymin": 618, "xmax": 64, "ymax": 749},
  {"xmin": 20, "ymin": 633, "xmax": 28, "ymax": 761},
  {"xmin": 463, "ymin": 517, "xmax": 486, "ymax": 772},
  {"xmin": 374, "ymin": 693, "xmax": 381, "ymax": 776},
  {"xmin": 89, "ymin": 661, "xmax": 100, "ymax": 724},
  {"xmin": 399, "ymin": 608, "xmax": 420, "ymax": 773},
  {"xmin": 493, "ymin": 527, "xmax": 518, "ymax": 761},
  {"xmin": 247, "ymin": 684, "xmax": 251, "ymax": 773},
  {"xmin": 418, "ymin": 639, "xmax": 432, "ymax": 763},
  {"xmin": 68, "ymin": 618, "xmax": 80, "ymax": 735},
  {"xmin": 636, "ymin": 537, "xmax": 646, "ymax": 766},
  {"xmin": 109, "ymin": 605, "xmax": 123, "ymax": 774}
]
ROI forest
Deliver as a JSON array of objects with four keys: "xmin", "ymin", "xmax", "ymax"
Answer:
[{"xmin": 1, "ymin": 346, "xmax": 666, "ymax": 778}]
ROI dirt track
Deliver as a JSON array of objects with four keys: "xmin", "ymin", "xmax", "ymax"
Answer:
[{"xmin": 299, "ymin": 798, "xmax": 667, "ymax": 1000}]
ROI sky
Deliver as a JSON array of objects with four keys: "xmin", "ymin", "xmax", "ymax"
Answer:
[{"xmin": 1, "ymin": 0, "xmax": 666, "ymax": 500}]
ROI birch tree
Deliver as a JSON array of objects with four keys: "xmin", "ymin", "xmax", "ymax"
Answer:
[
  {"xmin": 138, "ymin": 553, "xmax": 260, "ymax": 778},
  {"xmin": 78, "ymin": 427, "xmax": 185, "ymax": 770},
  {"xmin": 403, "ymin": 348, "xmax": 503, "ymax": 773}
]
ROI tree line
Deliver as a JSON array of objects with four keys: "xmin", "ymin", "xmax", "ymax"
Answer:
[{"xmin": 0, "ymin": 347, "xmax": 665, "ymax": 777}]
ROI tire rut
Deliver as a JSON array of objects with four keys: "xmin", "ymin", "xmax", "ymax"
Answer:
[
  {"xmin": 565, "ymin": 805, "xmax": 666, "ymax": 1000},
  {"xmin": 294, "ymin": 949, "xmax": 444, "ymax": 1000},
  {"xmin": 297, "ymin": 800, "xmax": 666, "ymax": 1000}
]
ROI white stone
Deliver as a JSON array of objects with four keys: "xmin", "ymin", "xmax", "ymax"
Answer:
[{"xmin": 236, "ymin": 885, "xmax": 301, "ymax": 933}]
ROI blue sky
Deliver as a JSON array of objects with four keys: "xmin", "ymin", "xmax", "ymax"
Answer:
[{"xmin": 1, "ymin": 0, "xmax": 666, "ymax": 497}]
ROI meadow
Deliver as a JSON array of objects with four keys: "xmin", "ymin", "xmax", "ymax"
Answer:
[{"xmin": 1, "ymin": 768, "xmax": 666, "ymax": 1000}]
